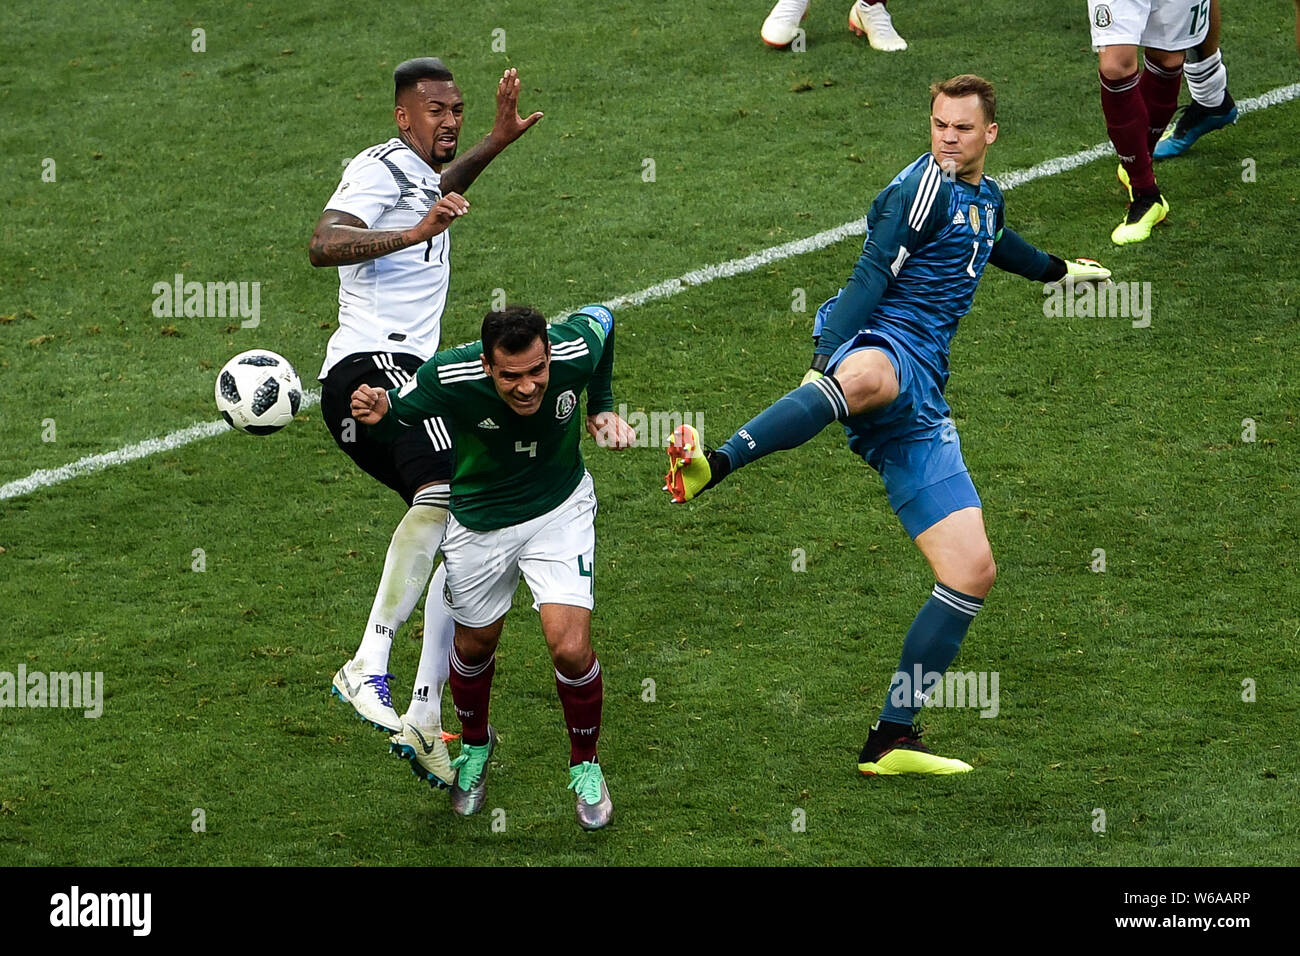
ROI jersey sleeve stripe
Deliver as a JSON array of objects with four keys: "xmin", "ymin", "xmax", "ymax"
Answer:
[
  {"xmin": 908, "ymin": 159, "xmax": 942, "ymax": 232},
  {"xmin": 437, "ymin": 369, "xmax": 489, "ymax": 383},
  {"xmin": 423, "ymin": 417, "xmax": 452, "ymax": 451},
  {"xmin": 439, "ymin": 358, "xmax": 484, "ymax": 373}
]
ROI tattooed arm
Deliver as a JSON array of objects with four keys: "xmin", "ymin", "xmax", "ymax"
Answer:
[{"xmin": 308, "ymin": 193, "xmax": 469, "ymax": 267}]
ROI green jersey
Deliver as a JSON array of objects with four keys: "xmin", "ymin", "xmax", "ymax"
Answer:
[{"xmin": 374, "ymin": 306, "xmax": 616, "ymax": 531}]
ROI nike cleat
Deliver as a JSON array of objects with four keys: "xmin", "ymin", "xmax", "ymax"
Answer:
[
  {"xmin": 568, "ymin": 761, "xmax": 613, "ymax": 831},
  {"xmin": 1153, "ymin": 95, "xmax": 1238, "ymax": 159},
  {"xmin": 389, "ymin": 715, "xmax": 456, "ymax": 790},
  {"xmin": 663, "ymin": 424, "xmax": 721, "ymax": 503},
  {"xmin": 331, "ymin": 659, "xmax": 402, "ymax": 732},
  {"xmin": 1111, "ymin": 193, "xmax": 1169, "ymax": 245},
  {"xmin": 858, "ymin": 721, "xmax": 973, "ymax": 775},
  {"xmin": 762, "ymin": 0, "xmax": 811, "ymax": 47},
  {"xmin": 848, "ymin": 1, "xmax": 907, "ymax": 51},
  {"xmin": 449, "ymin": 724, "xmax": 498, "ymax": 817}
]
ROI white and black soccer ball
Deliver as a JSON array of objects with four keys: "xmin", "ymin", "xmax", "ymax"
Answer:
[{"xmin": 215, "ymin": 349, "xmax": 302, "ymax": 435}]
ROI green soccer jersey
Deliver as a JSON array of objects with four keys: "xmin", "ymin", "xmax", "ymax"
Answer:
[{"xmin": 374, "ymin": 306, "xmax": 616, "ymax": 531}]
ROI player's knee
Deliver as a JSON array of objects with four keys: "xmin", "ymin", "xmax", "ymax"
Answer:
[
  {"xmin": 549, "ymin": 633, "xmax": 594, "ymax": 677},
  {"xmin": 1145, "ymin": 48, "xmax": 1184, "ymax": 71},
  {"xmin": 834, "ymin": 363, "xmax": 896, "ymax": 415},
  {"xmin": 454, "ymin": 624, "xmax": 499, "ymax": 664},
  {"xmin": 967, "ymin": 551, "xmax": 997, "ymax": 598},
  {"xmin": 1098, "ymin": 48, "xmax": 1139, "ymax": 80}
]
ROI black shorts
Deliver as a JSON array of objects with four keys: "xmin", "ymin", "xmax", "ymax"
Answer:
[{"xmin": 319, "ymin": 351, "xmax": 454, "ymax": 506}]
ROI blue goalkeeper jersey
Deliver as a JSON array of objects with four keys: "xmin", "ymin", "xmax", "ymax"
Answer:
[{"xmin": 813, "ymin": 153, "xmax": 1007, "ymax": 388}]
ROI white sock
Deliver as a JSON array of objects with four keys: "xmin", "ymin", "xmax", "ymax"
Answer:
[
  {"xmin": 1185, "ymin": 50, "xmax": 1227, "ymax": 109},
  {"xmin": 406, "ymin": 560, "xmax": 455, "ymax": 727},
  {"xmin": 353, "ymin": 490, "xmax": 448, "ymax": 672}
]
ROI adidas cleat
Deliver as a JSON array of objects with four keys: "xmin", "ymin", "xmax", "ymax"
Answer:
[
  {"xmin": 762, "ymin": 0, "xmax": 811, "ymax": 47},
  {"xmin": 449, "ymin": 724, "xmax": 498, "ymax": 817},
  {"xmin": 1111, "ymin": 192, "xmax": 1169, "ymax": 245},
  {"xmin": 848, "ymin": 1, "xmax": 907, "ymax": 51},
  {"xmin": 331, "ymin": 659, "xmax": 401, "ymax": 732},
  {"xmin": 663, "ymin": 424, "xmax": 721, "ymax": 503},
  {"xmin": 568, "ymin": 761, "xmax": 613, "ymax": 831},
  {"xmin": 389, "ymin": 715, "xmax": 456, "ymax": 790},
  {"xmin": 1116, "ymin": 163, "xmax": 1133, "ymax": 203},
  {"xmin": 1153, "ymin": 96, "xmax": 1238, "ymax": 159},
  {"xmin": 857, "ymin": 721, "xmax": 973, "ymax": 775}
]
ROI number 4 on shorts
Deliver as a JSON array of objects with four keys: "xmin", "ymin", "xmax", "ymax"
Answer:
[{"xmin": 577, "ymin": 555, "xmax": 593, "ymax": 592}]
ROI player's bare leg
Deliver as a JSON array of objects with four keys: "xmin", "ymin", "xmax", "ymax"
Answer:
[
  {"xmin": 332, "ymin": 481, "xmax": 448, "ymax": 732},
  {"xmin": 446, "ymin": 618, "xmax": 502, "ymax": 815},
  {"xmin": 540, "ymin": 603, "xmax": 611, "ymax": 830},
  {"xmin": 859, "ymin": 507, "xmax": 992, "ymax": 775}
]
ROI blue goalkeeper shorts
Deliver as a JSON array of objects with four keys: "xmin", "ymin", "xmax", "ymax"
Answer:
[{"xmin": 825, "ymin": 329, "xmax": 982, "ymax": 538}]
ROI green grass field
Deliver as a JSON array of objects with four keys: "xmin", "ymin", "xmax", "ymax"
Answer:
[{"xmin": 2, "ymin": 0, "xmax": 1298, "ymax": 866}]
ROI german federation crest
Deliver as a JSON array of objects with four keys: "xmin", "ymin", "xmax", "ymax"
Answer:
[{"xmin": 555, "ymin": 389, "xmax": 577, "ymax": 422}]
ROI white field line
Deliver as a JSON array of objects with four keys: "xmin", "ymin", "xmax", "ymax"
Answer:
[{"xmin": 4, "ymin": 81, "xmax": 1297, "ymax": 503}]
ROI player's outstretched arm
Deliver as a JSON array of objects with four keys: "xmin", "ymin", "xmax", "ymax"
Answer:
[
  {"xmin": 308, "ymin": 194, "xmax": 470, "ymax": 267},
  {"xmin": 439, "ymin": 68, "xmax": 544, "ymax": 196},
  {"xmin": 988, "ymin": 227, "xmax": 1110, "ymax": 284}
]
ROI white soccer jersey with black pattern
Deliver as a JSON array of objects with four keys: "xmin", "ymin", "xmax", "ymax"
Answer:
[{"xmin": 319, "ymin": 139, "xmax": 450, "ymax": 377}]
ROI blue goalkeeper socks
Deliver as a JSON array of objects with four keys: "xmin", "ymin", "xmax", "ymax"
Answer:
[
  {"xmin": 880, "ymin": 582, "xmax": 983, "ymax": 724},
  {"xmin": 716, "ymin": 377, "xmax": 849, "ymax": 471}
]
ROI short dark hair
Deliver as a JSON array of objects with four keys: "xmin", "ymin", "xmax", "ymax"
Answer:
[
  {"xmin": 930, "ymin": 74, "xmax": 996, "ymax": 124},
  {"xmin": 481, "ymin": 306, "xmax": 548, "ymax": 365},
  {"xmin": 394, "ymin": 57, "xmax": 454, "ymax": 103}
]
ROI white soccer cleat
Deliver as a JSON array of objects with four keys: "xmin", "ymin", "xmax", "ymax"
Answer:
[
  {"xmin": 330, "ymin": 658, "xmax": 402, "ymax": 733},
  {"xmin": 762, "ymin": 0, "xmax": 811, "ymax": 48},
  {"xmin": 848, "ymin": 1, "xmax": 907, "ymax": 51},
  {"xmin": 389, "ymin": 714, "xmax": 455, "ymax": 789}
]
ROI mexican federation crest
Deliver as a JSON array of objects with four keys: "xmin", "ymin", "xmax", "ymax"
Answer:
[
  {"xmin": 1094, "ymin": 4, "xmax": 1112, "ymax": 28},
  {"xmin": 555, "ymin": 389, "xmax": 577, "ymax": 422}
]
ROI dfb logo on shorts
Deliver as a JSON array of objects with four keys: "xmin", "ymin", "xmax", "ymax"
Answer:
[
  {"xmin": 555, "ymin": 389, "xmax": 577, "ymax": 422},
  {"xmin": 1094, "ymin": 4, "xmax": 1112, "ymax": 28}
]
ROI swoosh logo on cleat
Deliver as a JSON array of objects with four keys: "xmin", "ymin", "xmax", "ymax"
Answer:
[
  {"xmin": 335, "ymin": 669, "xmax": 361, "ymax": 698},
  {"xmin": 410, "ymin": 726, "xmax": 437, "ymax": 755}
]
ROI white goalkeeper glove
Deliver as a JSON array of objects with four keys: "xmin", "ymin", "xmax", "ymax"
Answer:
[{"xmin": 1059, "ymin": 257, "xmax": 1111, "ymax": 284}]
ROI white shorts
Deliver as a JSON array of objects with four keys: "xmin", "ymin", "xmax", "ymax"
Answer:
[
  {"xmin": 1089, "ymin": 0, "xmax": 1210, "ymax": 51},
  {"xmin": 441, "ymin": 471, "xmax": 597, "ymax": 628}
]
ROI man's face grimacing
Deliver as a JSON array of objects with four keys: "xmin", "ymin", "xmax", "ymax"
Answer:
[
  {"xmin": 483, "ymin": 337, "xmax": 551, "ymax": 416},
  {"xmin": 396, "ymin": 79, "xmax": 464, "ymax": 166},
  {"xmin": 930, "ymin": 93, "xmax": 997, "ymax": 184}
]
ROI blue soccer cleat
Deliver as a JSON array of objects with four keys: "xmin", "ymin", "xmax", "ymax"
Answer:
[{"xmin": 1153, "ymin": 95, "xmax": 1238, "ymax": 159}]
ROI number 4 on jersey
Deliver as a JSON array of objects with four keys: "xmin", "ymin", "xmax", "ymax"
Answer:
[{"xmin": 516, "ymin": 440, "xmax": 538, "ymax": 458}]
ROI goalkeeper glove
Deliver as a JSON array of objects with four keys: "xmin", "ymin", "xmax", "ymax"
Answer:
[
  {"xmin": 1049, "ymin": 257, "xmax": 1111, "ymax": 285},
  {"xmin": 801, "ymin": 352, "xmax": 829, "ymax": 387}
]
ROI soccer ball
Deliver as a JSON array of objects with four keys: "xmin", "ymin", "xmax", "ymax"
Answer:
[{"xmin": 215, "ymin": 349, "xmax": 302, "ymax": 435}]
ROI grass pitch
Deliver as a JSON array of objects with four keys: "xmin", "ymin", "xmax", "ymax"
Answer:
[{"xmin": 1, "ymin": 0, "xmax": 1298, "ymax": 865}]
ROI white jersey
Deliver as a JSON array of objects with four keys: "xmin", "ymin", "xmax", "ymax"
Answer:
[{"xmin": 318, "ymin": 138, "xmax": 450, "ymax": 378}]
